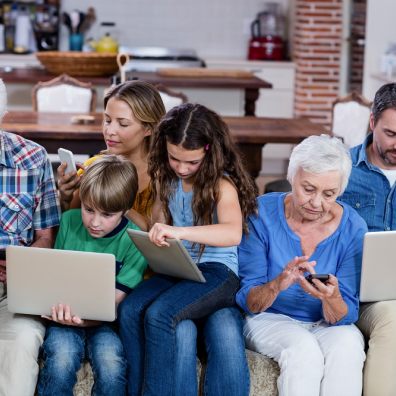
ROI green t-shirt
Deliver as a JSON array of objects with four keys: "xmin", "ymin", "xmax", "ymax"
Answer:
[{"xmin": 55, "ymin": 209, "xmax": 147, "ymax": 293}]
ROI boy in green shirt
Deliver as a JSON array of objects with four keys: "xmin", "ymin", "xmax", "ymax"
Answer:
[{"xmin": 38, "ymin": 154, "xmax": 147, "ymax": 396}]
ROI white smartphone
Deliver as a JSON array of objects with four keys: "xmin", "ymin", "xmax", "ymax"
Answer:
[{"xmin": 57, "ymin": 148, "xmax": 77, "ymax": 174}]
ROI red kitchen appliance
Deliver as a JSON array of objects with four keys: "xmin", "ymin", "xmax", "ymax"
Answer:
[{"xmin": 248, "ymin": 3, "xmax": 285, "ymax": 61}]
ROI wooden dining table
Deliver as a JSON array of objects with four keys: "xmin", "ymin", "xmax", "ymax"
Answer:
[{"xmin": 2, "ymin": 111, "xmax": 327, "ymax": 178}]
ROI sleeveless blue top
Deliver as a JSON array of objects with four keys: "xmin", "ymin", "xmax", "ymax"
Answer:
[{"xmin": 168, "ymin": 179, "xmax": 238, "ymax": 275}]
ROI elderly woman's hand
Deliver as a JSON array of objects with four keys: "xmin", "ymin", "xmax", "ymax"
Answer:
[
  {"xmin": 277, "ymin": 256, "xmax": 316, "ymax": 291},
  {"xmin": 300, "ymin": 274, "xmax": 348, "ymax": 323},
  {"xmin": 246, "ymin": 255, "xmax": 316, "ymax": 313},
  {"xmin": 299, "ymin": 274, "xmax": 338, "ymax": 299},
  {"xmin": 57, "ymin": 162, "xmax": 81, "ymax": 210}
]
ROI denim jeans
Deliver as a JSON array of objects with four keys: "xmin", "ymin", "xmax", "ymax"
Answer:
[
  {"xmin": 175, "ymin": 307, "xmax": 250, "ymax": 396},
  {"xmin": 38, "ymin": 323, "xmax": 127, "ymax": 396},
  {"xmin": 118, "ymin": 262, "xmax": 239, "ymax": 396}
]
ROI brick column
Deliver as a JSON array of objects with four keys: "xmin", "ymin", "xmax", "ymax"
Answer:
[{"xmin": 293, "ymin": 0, "xmax": 343, "ymax": 126}]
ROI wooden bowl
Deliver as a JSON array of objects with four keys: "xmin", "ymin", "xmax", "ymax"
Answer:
[{"xmin": 35, "ymin": 51, "xmax": 119, "ymax": 77}]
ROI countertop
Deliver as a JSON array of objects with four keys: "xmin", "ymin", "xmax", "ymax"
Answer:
[{"xmin": 0, "ymin": 66, "xmax": 272, "ymax": 90}]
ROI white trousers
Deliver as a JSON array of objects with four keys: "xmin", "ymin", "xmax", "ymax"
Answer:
[
  {"xmin": 357, "ymin": 300, "xmax": 396, "ymax": 396},
  {"xmin": 244, "ymin": 312, "xmax": 365, "ymax": 396},
  {"xmin": 0, "ymin": 283, "xmax": 45, "ymax": 396}
]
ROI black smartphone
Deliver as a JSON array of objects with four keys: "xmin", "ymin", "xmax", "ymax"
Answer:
[
  {"xmin": 0, "ymin": 250, "xmax": 5, "ymax": 260},
  {"xmin": 305, "ymin": 274, "xmax": 329, "ymax": 284}
]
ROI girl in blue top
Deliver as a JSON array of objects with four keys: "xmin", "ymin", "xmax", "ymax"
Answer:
[{"xmin": 119, "ymin": 103, "xmax": 257, "ymax": 396}]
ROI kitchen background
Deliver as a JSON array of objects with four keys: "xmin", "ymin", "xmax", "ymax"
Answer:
[
  {"xmin": 2, "ymin": 0, "xmax": 396, "ymax": 187},
  {"xmin": 58, "ymin": 0, "xmax": 291, "ymax": 59}
]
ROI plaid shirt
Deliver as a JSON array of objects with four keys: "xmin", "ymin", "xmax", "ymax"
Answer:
[{"xmin": 0, "ymin": 131, "xmax": 60, "ymax": 247}]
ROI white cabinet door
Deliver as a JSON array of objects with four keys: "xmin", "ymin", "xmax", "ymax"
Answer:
[
  {"xmin": 205, "ymin": 58, "xmax": 295, "ymax": 118},
  {"xmin": 205, "ymin": 59, "xmax": 296, "ymax": 177}
]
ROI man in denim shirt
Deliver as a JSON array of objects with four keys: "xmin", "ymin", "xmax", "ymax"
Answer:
[{"xmin": 340, "ymin": 82, "xmax": 396, "ymax": 396}]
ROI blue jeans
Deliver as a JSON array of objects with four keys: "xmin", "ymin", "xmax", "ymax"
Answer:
[
  {"xmin": 118, "ymin": 262, "xmax": 239, "ymax": 396},
  {"xmin": 175, "ymin": 307, "xmax": 250, "ymax": 396},
  {"xmin": 38, "ymin": 323, "xmax": 127, "ymax": 396}
]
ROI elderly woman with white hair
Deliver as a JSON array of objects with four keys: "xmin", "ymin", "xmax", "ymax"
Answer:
[{"xmin": 236, "ymin": 135, "xmax": 367, "ymax": 396}]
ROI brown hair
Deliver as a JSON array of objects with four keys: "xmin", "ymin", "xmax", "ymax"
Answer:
[
  {"xmin": 104, "ymin": 80, "xmax": 166, "ymax": 153},
  {"xmin": 148, "ymin": 103, "xmax": 257, "ymax": 234},
  {"xmin": 372, "ymin": 83, "xmax": 396, "ymax": 126},
  {"xmin": 80, "ymin": 154, "xmax": 138, "ymax": 213}
]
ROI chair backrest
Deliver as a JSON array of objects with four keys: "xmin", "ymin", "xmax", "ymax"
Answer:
[
  {"xmin": 331, "ymin": 92, "xmax": 372, "ymax": 148},
  {"xmin": 155, "ymin": 84, "xmax": 188, "ymax": 112},
  {"xmin": 32, "ymin": 73, "xmax": 97, "ymax": 113}
]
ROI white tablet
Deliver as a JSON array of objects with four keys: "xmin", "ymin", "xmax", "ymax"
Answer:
[
  {"xmin": 6, "ymin": 245, "xmax": 116, "ymax": 321},
  {"xmin": 127, "ymin": 229, "xmax": 206, "ymax": 283}
]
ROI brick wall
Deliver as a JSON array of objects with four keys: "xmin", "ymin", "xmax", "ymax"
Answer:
[
  {"xmin": 293, "ymin": 0, "xmax": 343, "ymax": 126},
  {"xmin": 349, "ymin": 0, "xmax": 367, "ymax": 93}
]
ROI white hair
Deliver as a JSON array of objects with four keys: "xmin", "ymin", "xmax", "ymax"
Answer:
[
  {"xmin": 287, "ymin": 134, "xmax": 352, "ymax": 194},
  {"xmin": 0, "ymin": 79, "xmax": 7, "ymax": 119}
]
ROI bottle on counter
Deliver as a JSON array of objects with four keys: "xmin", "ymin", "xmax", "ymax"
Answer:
[{"xmin": 3, "ymin": 2, "xmax": 16, "ymax": 52}]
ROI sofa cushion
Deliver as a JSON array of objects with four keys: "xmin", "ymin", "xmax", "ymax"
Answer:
[{"xmin": 71, "ymin": 349, "xmax": 280, "ymax": 396}]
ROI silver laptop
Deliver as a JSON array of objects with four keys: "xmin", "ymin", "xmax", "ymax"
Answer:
[
  {"xmin": 127, "ymin": 229, "xmax": 206, "ymax": 283},
  {"xmin": 360, "ymin": 231, "xmax": 396, "ymax": 302},
  {"xmin": 6, "ymin": 245, "xmax": 116, "ymax": 321}
]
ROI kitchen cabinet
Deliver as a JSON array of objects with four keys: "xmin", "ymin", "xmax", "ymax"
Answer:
[
  {"xmin": 206, "ymin": 58, "xmax": 295, "ymax": 175},
  {"xmin": 205, "ymin": 58, "xmax": 295, "ymax": 117}
]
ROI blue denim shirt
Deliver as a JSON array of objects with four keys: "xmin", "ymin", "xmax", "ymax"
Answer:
[{"xmin": 339, "ymin": 133, "xmax": 396, "ymax": 231}]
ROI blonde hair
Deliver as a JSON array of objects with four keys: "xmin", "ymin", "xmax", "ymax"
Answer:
[
  {"xmin": 79, "ymin": 154, "xmax": 138, "ymax": 213},
  {"xmin": 104, "ymin": 81, "xmax": 166, "ymax": 153}
]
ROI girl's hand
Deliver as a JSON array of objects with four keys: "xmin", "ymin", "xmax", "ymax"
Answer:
[
  {"xmin": 42, "ymin": 303, "xmax": 84, "ymax": 326},
  {"xmin": 57, "ymin": 163, "xmax": 81, "ymax": 208},
  {"xmin": 148, "ymin": 223, "xmax": 184, "ymax": 247},
  {"xmin": 277, "ymin": 256, "xmax": 316, "ymax": 291},
  {"xmin": 299, "ymin": 274, "xmax": 339, "ymax": 300}
]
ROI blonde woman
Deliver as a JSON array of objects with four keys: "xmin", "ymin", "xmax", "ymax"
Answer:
[{"xmin": 57, "ymin": 80, "xmax": 165, "ymax": 228}]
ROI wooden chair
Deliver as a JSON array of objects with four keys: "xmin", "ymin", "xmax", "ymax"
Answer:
[
  {"xmin": 32, "ymin": 73, "xmax": 97, "ymax": 113},
  {"xmin": 32, "ymin": 74, "xmax": 96, "ymax": 171},
  {"xmin": 331, "ymin": 91, "xmax": 372, "ymax": 148},
  {"xmin": 155, "ymin": 83, "xmax": 188, "ymax": 112}
]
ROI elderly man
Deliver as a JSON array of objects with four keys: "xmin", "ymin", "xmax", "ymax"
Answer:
[
  {"xmin": 340, "ymin": 82, "xmax": 396, "ymax": 396},
  {"xmin": 0, "ymin": 79, "xmax": 60, "ymax": 395}
]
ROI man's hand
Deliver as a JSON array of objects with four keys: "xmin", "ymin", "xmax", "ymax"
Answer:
[{"xmin": 0, "ymin": 260, "xmax": 6, "ymax": 283}]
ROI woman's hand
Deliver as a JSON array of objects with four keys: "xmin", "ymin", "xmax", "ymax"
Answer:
[
  {"xmin": 299, "ymin": 273, "xmax": 338, "ymax": 299},
  {"xmin": 247, "ymin": 256, "xmax": 316, "ymax": 313},
  {"xmin": 42, "ymin": 303, "xmax": 84, "ymax": 326},
  {"xmin": 276, "ymin": 256, "xmax": 316, "ymax": 291},
  {"xmin": 57, "ymin": 163, "xmax": 81, "ymax": 210},
  {"xmin": 148, "ymin": 223, "xmax": 184, "ymax": 247},
  {"xmin": 299, "ymin": 274, "xmax": 348, "ymax": 324}
]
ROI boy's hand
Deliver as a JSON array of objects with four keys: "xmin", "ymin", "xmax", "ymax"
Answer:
[
  {"xmin": 42, "ymin": 304, "xmax": 84, "ymax": 326},
  {"xmin": 0, "ymin": 261, "xmax": 6, "ymax": 283}
]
